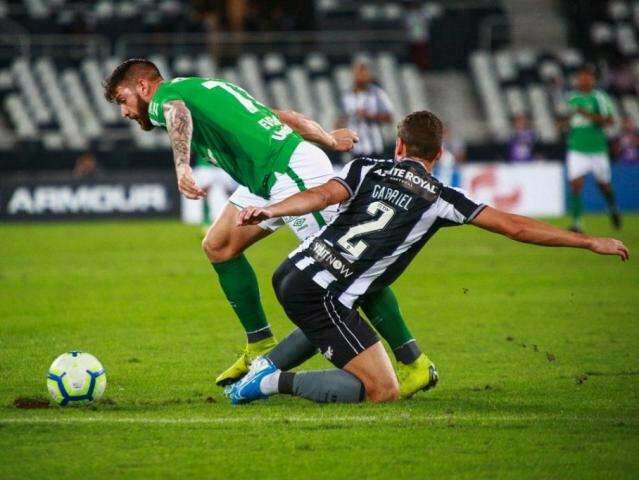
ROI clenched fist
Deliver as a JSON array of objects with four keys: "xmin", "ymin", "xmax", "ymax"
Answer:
[{"xmin": 329, "ymin": 129, "xmax": 359, "ymax": 152}]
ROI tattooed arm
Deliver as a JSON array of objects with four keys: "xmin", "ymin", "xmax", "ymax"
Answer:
[{"xmin": 164, "ymin": 100, "xmax": 206, "ymax": 199}]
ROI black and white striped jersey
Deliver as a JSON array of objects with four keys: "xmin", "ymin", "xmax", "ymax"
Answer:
[
  {"xmin": 342, "ymin": 86, "xmax": 394, "ymax": 156},
  {"xmin": 287, "ymin": 157, "xmax": 486, "ymax": 308}
]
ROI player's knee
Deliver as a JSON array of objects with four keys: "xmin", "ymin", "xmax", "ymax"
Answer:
[
  {"xmin": 202, "ymin": 235, "xmax": 239, "ymax": 263},
  {"xmin": 365, "ymin": 377, "xmax": 400, "ymax": 403},
  {"xmin": 570, "ymin": 180, "xmax": 583, "ymax": 193}
]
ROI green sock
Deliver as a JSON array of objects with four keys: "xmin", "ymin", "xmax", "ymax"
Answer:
[
  {"xmin": 360, "ymin": 287, "xmax": 421, "ymax": 364},
  {"xmin": 212, "ymin": 255, "xmax": 272, "ymax": 343},
  {"xmin": 569, "ymin": 191, "xmax": 583, "ymax": 227}
]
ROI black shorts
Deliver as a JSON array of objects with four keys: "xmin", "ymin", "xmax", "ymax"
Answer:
[{"xmin": 272, "ymin": 259, "xmax": 379, "ymax": 369}]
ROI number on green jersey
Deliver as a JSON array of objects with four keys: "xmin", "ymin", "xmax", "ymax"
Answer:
[{"xmin": 202, "ymin": 80, "xmax": 264, "ymax": 114}]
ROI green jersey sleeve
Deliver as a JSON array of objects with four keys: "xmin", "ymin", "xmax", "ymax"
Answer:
[
  {"xmin": 148, "ymin": 82, "xmax": 186, "ymax": 127},
  {"xmin": 147, "ymin": 77, "xmax": 303, "ymax": 197},
  {"xmin": 566, "ymin": 91, "xmax": 581, "ymax": 113},
  {"xmin": 594, "ymin": 90, "xmax": 616, "ymax": 118}
]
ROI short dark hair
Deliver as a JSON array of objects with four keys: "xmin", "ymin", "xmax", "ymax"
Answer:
[
  {"xmin": 397, "ymin": 111, "xmax": 443, "ymax": 160},
  {"xmin": 103, "ymin": 58, "xmax": 162, "ymax": 103},
  {"xmin": 578, "ymin": 63, "xmax": 597, "ymax": 77}
]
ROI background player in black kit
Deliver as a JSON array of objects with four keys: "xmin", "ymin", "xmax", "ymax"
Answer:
[{"xmin": 226, "ymin": 111, "xmax": 629, "ymax": 405}]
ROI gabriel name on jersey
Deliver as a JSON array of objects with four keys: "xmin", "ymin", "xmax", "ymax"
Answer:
[{"xmin": 288, "ymin": 157, "xmax": 486, "ymax": 309}]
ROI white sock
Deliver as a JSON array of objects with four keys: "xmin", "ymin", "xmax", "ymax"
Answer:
[{"xmin": 259, "ymin": 369, "xmax": 281, "ymax": 395}]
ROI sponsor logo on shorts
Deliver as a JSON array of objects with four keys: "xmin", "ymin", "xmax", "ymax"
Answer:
[
  {"xmin": 283, "ymin": 216, "xmax": 309, "ymax": 232},
  {"xmin": 310, "ymin": 240, "xmax": 354, "ymax": 278}
]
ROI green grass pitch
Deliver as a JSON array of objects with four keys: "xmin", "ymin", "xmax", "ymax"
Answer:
[{"xmin": 1, "ymin": 214, "xmax": 638, "ymax": 479}]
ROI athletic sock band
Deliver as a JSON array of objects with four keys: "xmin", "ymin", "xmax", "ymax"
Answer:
[
  {"xmin": 278, "ymin": 371, "xmax": 296, "ymax": 394},
  {"xmin": 393, "ymin": 339, "xmax": 421, "ymax": 364},
  {"xmin": 247, "ymin": 326, "xmax": 274, "ymax": 343}
]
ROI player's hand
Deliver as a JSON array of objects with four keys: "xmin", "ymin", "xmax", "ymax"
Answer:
[
  {"xmin": 356, "ymin": 109, "xmax": 370, "ymax": 120},
  {"xmin": 329, "ymin": 128, "xmax": 359, "ymax": 152},
  {"xmin": 176, "ymin": 165, "xmax": 206, "ymax": 200},
  {"xmin": 589, "ymin": 237, "xmax": 630, "ymax": 261},
  {"xmin": 576, "ymin": 107, "xmax": 597, "ymax": 121},
  {"xmin": 237, "ymin": 206, "xmax": 273, "ymax": 226}
]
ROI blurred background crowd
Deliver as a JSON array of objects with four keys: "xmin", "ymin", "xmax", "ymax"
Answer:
[{"xmin": 0, "ymin": 0, "xmax": 637, "ymax": 221}]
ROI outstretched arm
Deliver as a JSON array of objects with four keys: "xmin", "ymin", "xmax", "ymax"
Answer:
[
  {"xmin": 237, "ymin": 179, "xmax": 350, "ymax": 226},
  {"xmin": 471, "ymin": 206, "xmax": 629, "ymax": 261},
  {"xmin": 164, "ymin": 100, "xmax": 206, "ymax": 200},
  {"xmin": 275, "ymin": 109, "xmax": 359, "ymax": 152}
]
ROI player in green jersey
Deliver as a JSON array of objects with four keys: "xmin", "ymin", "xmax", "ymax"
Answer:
[
  {"xmin": 564, "ymin": 65, "xmax": 621, "ymax": 232},
  {"xmin": 103, "ymin": 58, "xmax": 436, "ymax": 398}
]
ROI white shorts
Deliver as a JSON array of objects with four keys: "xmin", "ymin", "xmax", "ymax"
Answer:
[
  {"xmin": 229, "ymin": 141, "xmax": 339, "ymax": 241},
  {"xmin": 566, "ymin": 151, "xmax": 611, "ymax": 183}
]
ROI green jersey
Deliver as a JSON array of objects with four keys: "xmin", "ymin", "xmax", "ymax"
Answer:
[
  {"xmin": 148, "ymin": 77, "xmax": 303, "ymax": 197},
  {"xmin": 566, "ymin": 89, "xmax": 615, "ymax": 154}
]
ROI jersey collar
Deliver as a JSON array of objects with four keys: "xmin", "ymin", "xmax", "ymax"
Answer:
[{"xmin": 396, "ymin": 157, "xmax": 431, "ymax": 173}]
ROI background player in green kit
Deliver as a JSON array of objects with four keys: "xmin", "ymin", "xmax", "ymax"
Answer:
[
  {"xmin": 191, "ymin": 156, "xmax": 237, "ymax": 234},
  {"xmin": 103, "ymin": 58, "xmax": 436, "ymax": 398},
  {"xmin": 564, "ymin": 65, "xmax": 621, "ymax": 233}
]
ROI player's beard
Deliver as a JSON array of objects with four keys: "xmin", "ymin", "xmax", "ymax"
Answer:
[{"xmin": 134, "ymin": 95, "xmax": 154, "ymax": 131}]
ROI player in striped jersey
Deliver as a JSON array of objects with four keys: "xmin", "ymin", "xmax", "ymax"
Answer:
[
  {"xmin": 226, "ymin": 110, "xmax": 629, "ymax": 405},
  {"xmin": 338, "ymin": 61, "xmax": 394, "ymax": 157}
]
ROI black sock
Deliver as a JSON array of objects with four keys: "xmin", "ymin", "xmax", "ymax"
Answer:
[
  {"xmin": 278, "ymin": 371, "xmax": 296, "ymax": 394},
  {"xmin": 247, "ymin": 326, "xmax": 273, "ymax": 343},
  {"xmin": 393, "ymin": 340, "xmax": 422, "ymax": 365}
]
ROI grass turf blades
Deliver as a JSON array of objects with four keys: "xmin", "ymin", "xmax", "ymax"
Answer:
[{"xmin": 0, "ymin": 215, "xmax": 637, "ymax": 479}]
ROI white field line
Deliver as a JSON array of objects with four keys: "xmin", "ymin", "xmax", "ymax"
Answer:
[{"xmin": 0, "ymin": 414, "xmax": 634, "ymax": 426}]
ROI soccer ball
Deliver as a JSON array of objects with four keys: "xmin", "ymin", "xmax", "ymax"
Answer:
[{"xmin": 47, "ymin": 351, "xmax": 107, "ymax": 406}]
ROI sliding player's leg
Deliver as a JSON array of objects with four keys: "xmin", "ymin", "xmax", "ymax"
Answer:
[
  {"xmin": 360, "ymin": 287, "xmax": 438, "ymax": 398},
  {"xmin": 265, "ymin": 328, "xmax": 318, "ymax": 371},
  {"xmin": 269, "ymin": 342, "xmax": 398, "ymax": 404},
  {"xmin": 260, "ymin": 286, "xmax": 437, "ymax": 398},
  {"xmin": 226, "ymin": 260, "xmax": 400, "ymax": 404},
  {"xmin": 226, "ymin": 323, "xmax": 398, "ymax": 404},
  {"xmin": 203, "ymin": 197, "xmax": 282, "ymax": 386}
]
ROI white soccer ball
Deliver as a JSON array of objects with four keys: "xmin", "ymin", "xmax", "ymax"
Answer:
[{"xmin": 47, "ymin": 351, "xmax": 107, "ymax": 406}]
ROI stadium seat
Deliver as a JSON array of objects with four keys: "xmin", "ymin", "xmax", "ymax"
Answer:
[
  {"xmin": 470, "ymin": 50, "xmax": 511, "ymax": 141},
  {"xmin": 295, "ymin": 65, "xmax": 319, "ymax": 116},
  {"xmin": 238, "ymin": 55, "xmax": 268, "ymax": 105},
  {"xmin": 400, "ymin": 64, "xmax": 429, "ymax": 114},
  {"xmin": 5, "ymin": 94, "xmax": 37, "ymax": 140},
  {"xmin": 377, "ymin": 52, "xmax": 407, "ymax": 118}
]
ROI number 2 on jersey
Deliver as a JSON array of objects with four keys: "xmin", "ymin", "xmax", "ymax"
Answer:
[
  {"xmin": 337, "ymin": 201, "xmax": 395, "ymax": 259},
  {"xmin": 202, "ymin": 80, "xmax": 260, "ymax": 113}
]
